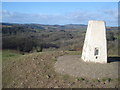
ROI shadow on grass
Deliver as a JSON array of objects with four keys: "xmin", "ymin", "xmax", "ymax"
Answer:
[{"xmin": 108, "ymin": 56, "xmax": 120, "ymax": 63}]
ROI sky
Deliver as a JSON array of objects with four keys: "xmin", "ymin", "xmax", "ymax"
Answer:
[{"xmin": 1, "ymin": 2, "xmax": 118, "ymax": 26}]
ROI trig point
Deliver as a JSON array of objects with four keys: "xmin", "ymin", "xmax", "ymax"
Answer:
[{"xmin": 81, "ymin": 20, "xmax": 107, "ymax": 63}]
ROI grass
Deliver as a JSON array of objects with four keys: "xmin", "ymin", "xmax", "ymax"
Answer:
[
  {"xmin": 0, "ymin": 50, "xmax": 2, "ymax": 60},
  {"xmin": 116, "ymin": 78, "xmax": 120, "ymax": 81},
  {"xmin": 77, "ymin": 77, "xmax": 85, "ymax": 81},
  {"xmin": 65, "ymin": 51, "xmax": 81, "ymax": 55},
  {"xmin": 63, "ymin": 74, "xmax": 70, "ymax": 80},
  {"xmin": 102, "ymin": 78, "xmax": 112, "ymax": 82},
  {"xmin": 2, "ymin": 50, "xmax": 22, "ymax": 60}
]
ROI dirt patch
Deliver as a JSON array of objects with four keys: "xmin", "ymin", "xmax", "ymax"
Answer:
[{"xmin": 55, "ymin": 55, "xmax": 119, "ymax": 79}]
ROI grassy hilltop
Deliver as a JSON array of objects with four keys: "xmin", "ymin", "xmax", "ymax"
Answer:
[
  {"xmin": 2, "ymin": 23, "xmax": 120, "ymax": 88},
  {"xmin": 2, "ymin": 50, "xmax": 120, "ymax": 88}
]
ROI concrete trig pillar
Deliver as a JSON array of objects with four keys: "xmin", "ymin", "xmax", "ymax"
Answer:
[{"xmin": 81, "ymin": 20, "xmax": 107, "ymax": 63}]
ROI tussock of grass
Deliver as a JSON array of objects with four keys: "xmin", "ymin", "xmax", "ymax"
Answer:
[
  {"xmin": 102, "ymin": 78, "xmax": 112, "ymax": 82},
  {"xmin": 77, "ymin": 77, "xmax": 85, "ymax": 81}
]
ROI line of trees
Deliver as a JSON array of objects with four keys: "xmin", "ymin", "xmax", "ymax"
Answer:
[{"xmin": 2, "ymin": 36, "xmax": 59, "ymax": 52}]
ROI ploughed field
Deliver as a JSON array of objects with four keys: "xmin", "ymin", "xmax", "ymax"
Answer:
[{"xmin": 2, "ymin": 50, "xmax": 120, "ymax": 88}]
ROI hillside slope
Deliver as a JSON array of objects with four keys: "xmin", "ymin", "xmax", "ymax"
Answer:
[{"xmin": 2, "ymin": 51, "xmax": 119, "ymax": 88}]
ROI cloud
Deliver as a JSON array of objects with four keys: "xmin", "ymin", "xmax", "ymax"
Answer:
[
  {"xmin": 102, "ymin": 9, "xmax": 118, "ymax": 26},
  {"xmin": 1, "ymin": 9, "xmax": 118, "ymax": 26}
]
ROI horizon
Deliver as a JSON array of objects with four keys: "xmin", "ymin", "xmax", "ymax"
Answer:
[
  {"xmin": 2, "ymin": 22, "xmax": 86, "ymax": 25},
  {"xmin": 1, "ymin": 2, "xmax": 118, "ymax": 26},
  {"xmin": 2, "ymin": 22, "xmax": 119, "ymax": 27}
]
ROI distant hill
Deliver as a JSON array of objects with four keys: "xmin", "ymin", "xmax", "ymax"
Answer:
[
  {"xmin": 2, "ymin": 23, "xmax": 17, "ymax": 26},
  {"xmin": 1, "ymin": 22, "xmax": 118, "ymax": 31},
  {"xmin": 1, "ymin": 23, "xmax": 87, "ymax": 31},
  {"xmin": 2, "ymin": 22, "xmax": 119, "ymax": 55}
]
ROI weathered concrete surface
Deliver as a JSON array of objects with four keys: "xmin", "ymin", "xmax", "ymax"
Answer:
[
  {"xmin": 81, "ymin": 20, "xmax": 107, "ymax": 63},
  {"xmin": 54, "ymin": 55, "xmax": 119, "ymax": 79}
]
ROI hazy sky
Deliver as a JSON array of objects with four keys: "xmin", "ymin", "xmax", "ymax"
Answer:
[{"xmin": 2, "ymin": 2, "xmax": 118, "ymax": 26}]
